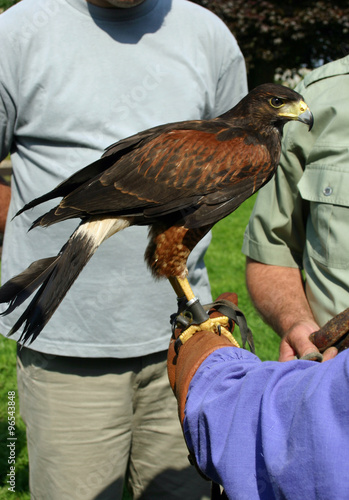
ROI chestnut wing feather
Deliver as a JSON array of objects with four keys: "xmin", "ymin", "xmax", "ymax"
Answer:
[{"xmin": 33, "ymin": 124, "xmax": 273, "ymax": 228}]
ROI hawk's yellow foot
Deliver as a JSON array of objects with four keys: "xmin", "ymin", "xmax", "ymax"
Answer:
[{"xmin": 177, "ymin": 316, "xmax": 240, "ymax": 350}]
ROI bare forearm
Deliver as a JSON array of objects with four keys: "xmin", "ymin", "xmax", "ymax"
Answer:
[
  {"xmin": 0, "ymin": 178, "xmax": 11, "ymax": 233},
  {"xmin": 245, "ymin": 257, "xmax": 338, "ymax": 361},
  {"xmin": 245, "ymin": 257, "xmax": 317, "ymax": 337}
]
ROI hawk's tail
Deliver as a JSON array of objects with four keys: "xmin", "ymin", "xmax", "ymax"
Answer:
[{"xmin": 0, "ymin": 217, "xmax": 130, "ymax": 345}]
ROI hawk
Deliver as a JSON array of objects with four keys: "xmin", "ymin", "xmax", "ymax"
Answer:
[{"xmin": 0, "ymin": 83, "xmax": 313, "ymax": 344}]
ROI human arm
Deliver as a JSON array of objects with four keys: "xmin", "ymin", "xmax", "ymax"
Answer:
[
  {"xmin": 181, "ymin": 346, "xmax": 349, "ymax": 500},
  {"xmin": 0, "ymin": 176, "xmax": 11, "ymax": 233},
  {"xmin": 243, "ymin": 66, "xmax": 349, "ymax": 360},
  {"xmin": 241, "ymin": 119, "xmax": 319, "ymax": 360},
  {"xmin": 0, "ymin": 30, "xmax": 16, "ymax": 235},
  {"xmin": 168, "ymin": 298, "xmax": 349, "ymax": 499},
  {"xmin": 245, "ymin": 257, "xmax": 337, "ymax": 361},
  {"xmin": 242, "ymin": 73, "xmax": 347, "ymax": 360}
]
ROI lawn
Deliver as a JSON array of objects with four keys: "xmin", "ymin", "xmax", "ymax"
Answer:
[
  {"xmin": 205, "ymin": 195, "xmax": 279, "ymax": 362},
  {"xmin": 0, "ymin": 194, "xmax": 279, "ymax": 499}
]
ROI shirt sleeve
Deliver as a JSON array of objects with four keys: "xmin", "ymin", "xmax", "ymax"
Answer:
[
  {"xmin": 194, "ymin": 5, "xmax": 247, "ymax": 118},
  {"xmin": 0, "ymin": 85, "xmax": 16, "ymax": 161},
  {"xmin": 214, "ymin": 35, "xmax": 248, "ymax": 117},
  {"xmin": 0, "ymin": 15, "xmax": 18, "ymax": 162},
  {"xmin": 183, "ymin": 347, "xmax": 349, "ymax": 500}
]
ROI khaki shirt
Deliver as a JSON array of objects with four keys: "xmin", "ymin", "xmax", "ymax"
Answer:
[{"xmin": 242, "ymin": 56, "xmax": 349, "ymax": 326}]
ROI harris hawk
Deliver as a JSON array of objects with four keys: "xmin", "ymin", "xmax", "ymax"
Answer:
[{"xmin": 0, "ymin": 83, "xmax": 313, "ymax": 345}]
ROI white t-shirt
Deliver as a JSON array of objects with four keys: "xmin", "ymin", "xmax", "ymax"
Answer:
[{"xmin": 0, "ymin": 0, "xmax": 247, "ymax": 356}]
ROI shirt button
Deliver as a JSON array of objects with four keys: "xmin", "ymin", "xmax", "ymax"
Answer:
[{"xmin": 323, "ymin": 186, "xmax": 333, "ymax": 196}]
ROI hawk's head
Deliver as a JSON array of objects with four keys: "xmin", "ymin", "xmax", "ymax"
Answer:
[{"xmin": 232, "ymin": 83, "xmax": 313, "ymax": 133}]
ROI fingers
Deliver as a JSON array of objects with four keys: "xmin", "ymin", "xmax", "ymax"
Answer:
[
  {"xmin": 322, "ymin": 346, "xmax": 338, "ymax": 361},
  {"xmin": 279, "ymin": 321, "xmax": 340, "ymax": 363},
  {"xmin": 279, "ymin": 336, "xmax": 321, "ymax": 362},
  {"xmin": 299, "ymin": 346, "xmax": 338, "ymax": 362},
  {"xmin": 279, "ymin": 321, "xmax": 322, "ymax": 362},
  {"xmin": 279, "ymin": 339, "xmax": 300, "ymax": 362}
]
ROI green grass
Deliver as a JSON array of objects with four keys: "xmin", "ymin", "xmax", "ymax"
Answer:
[
  {"xmin": 0, "ymin": 338, "xmax": 29, "ymax": 500},
  {"xmin": 206, "ymin": 194, "xmax": 279, "ymax": 361},
  {"xmin": 0, "ymin": 194, "xmax": 279, "ymax": 498}
]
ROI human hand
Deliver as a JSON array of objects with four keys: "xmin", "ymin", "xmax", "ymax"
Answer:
[
  {"xmin": 279, "ymin": 320, "xmax": 338, "ymax": 362},
  {"xmin": 309, "ymin": 307, "xmax": 349, "ymax": 359}
]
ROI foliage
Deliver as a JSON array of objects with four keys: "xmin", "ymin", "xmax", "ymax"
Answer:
[
  {"xmin": 0, "ymin": 0, "xmax": 18, "ymax": 12},
  {"xmin": 192, "ymin": 0, "xmax": 349, "ymax": 87}
]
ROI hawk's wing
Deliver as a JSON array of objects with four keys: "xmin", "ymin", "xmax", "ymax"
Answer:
[{"xmin": 31, "ymin": 124, "xmax": 273, "ymax": 228}]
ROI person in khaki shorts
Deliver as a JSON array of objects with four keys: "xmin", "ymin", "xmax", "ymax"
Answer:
[
  {"xmin": 0, "ymin": 0, "xmax": 247, "ymax": 498},
  {"xmin": 242, "ymin": 56, "xmax": 349, "ymax": 363}
]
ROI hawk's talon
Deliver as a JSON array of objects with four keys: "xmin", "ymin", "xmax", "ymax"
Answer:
[
  {"xmin": 174, "ymin": 336, "xmax": 183, "ymax": 355},
  {"xmin": 176, "ymin": 316, "xmax": 240, "ymax": 351},
  {"xmin": 172, "ymin": 314, "xmax": 190, "ymax": 333},
  {"xmin": 170, "ymin": 296, "xmax": 192, "ymax": 334}
]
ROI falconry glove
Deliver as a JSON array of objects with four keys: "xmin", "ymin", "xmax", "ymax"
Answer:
[
  {"xmin": 167, "ymin": 292, "xmax": 254, "ymax": 425},
  {"xmin": 167, "ymin": 293, "xmax": 254, "ymax": 500}
]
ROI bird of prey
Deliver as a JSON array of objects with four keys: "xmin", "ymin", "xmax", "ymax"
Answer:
[{"xmin": 0, "ymin": 83, "xmax": 313, "ymax": 345}]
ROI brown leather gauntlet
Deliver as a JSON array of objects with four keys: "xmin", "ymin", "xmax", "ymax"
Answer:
[{"xmin": 168, "ymin": 293, "xmax": 244, "ymax": 424}]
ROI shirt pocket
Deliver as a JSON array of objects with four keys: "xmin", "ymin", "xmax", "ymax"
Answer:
[{"xmin": 298, "ymin": 164, "xmax": 349, "ymax": 269}]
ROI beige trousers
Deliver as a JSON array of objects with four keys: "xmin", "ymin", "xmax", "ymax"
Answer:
[{"xmin": 17, "ymin": 347, "xmax": 210, "ymax": 500}]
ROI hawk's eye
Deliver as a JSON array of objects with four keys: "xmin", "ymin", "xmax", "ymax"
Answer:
[{"xmin": 270, "ymin": 97, "xmax": 284, "ymax": 108}]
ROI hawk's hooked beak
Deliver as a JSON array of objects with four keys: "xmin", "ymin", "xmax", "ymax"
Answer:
[
  {"xmin": 297, "ymin": 101, "xmax": 313, "ymax": 131},
  {"xmin": 280, "ymin": 100, "xmax": 314, "ymax": 131}
]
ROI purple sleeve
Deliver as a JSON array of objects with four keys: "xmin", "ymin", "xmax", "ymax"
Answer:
[{"xmin": 183, "ymin": 347, "xmax": 349, "ymax": 500}]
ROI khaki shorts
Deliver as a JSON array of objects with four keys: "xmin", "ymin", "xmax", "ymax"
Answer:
[{"xmin": 17, "ymin": 347, "xmax": 210, "ymax": 500}]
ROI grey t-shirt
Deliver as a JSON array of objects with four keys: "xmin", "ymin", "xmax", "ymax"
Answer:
[{"xmin": 0, "ymin": 0, "xmax": 247, "ymax": 356}]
